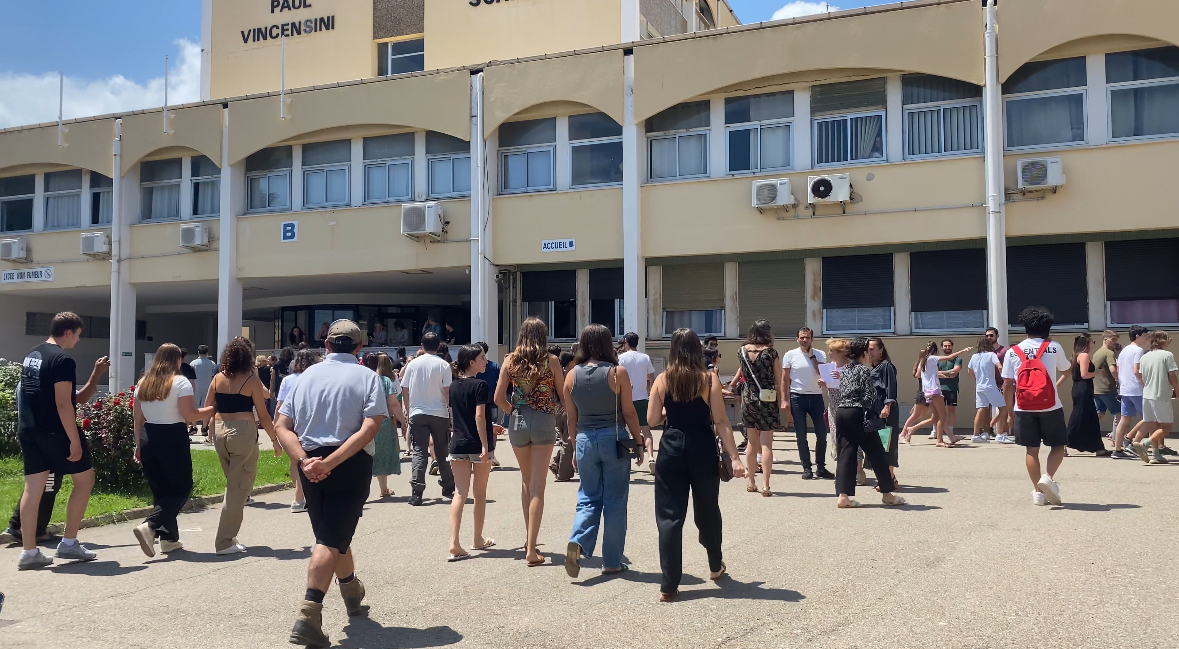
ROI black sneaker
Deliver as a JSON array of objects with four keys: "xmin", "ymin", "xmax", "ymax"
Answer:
[
  {"xmin": 408, "ymin": 495, "xmax": 424, "ymax": 507},
  {"xmin": 801, "ymin": 469, "xmax": 814, "ymax": 480},
  {"xmin": 1110, "ymin": 449, "xmax": 1130, "ymax": 458},
  {"xmin": 428, "ymin": 461, "xmax": 440, "ymax": 476},
  {"xmin": 815, "ymin": 468, "xmax": 835, "ymax": 480},
  {"xmin": 1159, "ymin": 446, "xmax": 1177, "ymax": 456}
]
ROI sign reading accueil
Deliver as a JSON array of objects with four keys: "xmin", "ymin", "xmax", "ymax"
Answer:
[
  {"xmin": 241, "ymin": 1, "xmax": 335, "ymax": 44},
  {"xmin": 1, "ymin": 267, "xmax": 54, "ymax": 284},
  {"xmin": 541, "ymin": 239, "xmax": 576, "ymax": 253},
  {"xmin": 281, "ymin": 221, "xmax": 299, "ymax": 242}
]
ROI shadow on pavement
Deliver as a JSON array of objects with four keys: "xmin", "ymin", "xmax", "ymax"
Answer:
[
  {"xmin": 678, "ymin": 578, "xmax": 805, "ymax": 603},
  {"xmin": 573, "ymin": 566, "xmax": 705, "ymax": 588},
  {"xmin": 895, "ymin": 485, "xmax": 950, "ymax": 494},
  {"xmin": 338, "ymin": 617, "xmax": 461, "ymax": 648},
  {"xmin": 155, "ymin": 545, "xmax": 312, "ymax": 563},
  {"xmin": 767, "ymin": 492, "xmax": 836, "ymax": 498},
  {"xmin": 50, "ymin": 561, "xmax": 147, "ymax": 576},
  {"xmin": 1057, "ymin": 503, "xmax": 1141, "ymax": 512},
  {"xmin": 244, "ymin": 501, "xmax": 290, "ymax": 511}
]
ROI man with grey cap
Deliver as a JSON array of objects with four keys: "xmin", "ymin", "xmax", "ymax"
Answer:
[{"xmin": 276, "ymin": 319, "xmax": 388, "ymax": 648}]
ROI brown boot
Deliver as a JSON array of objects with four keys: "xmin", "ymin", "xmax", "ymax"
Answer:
[
  {"xmin": 339, "ymin": 576, "xmax": 368, "ymax": 617},
  {"xmin": 289, "ymin": 600, "xmax": 330, "ymax": 648}
]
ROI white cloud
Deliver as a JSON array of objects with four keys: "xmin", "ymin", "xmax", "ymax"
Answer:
[
  {"xmin": 0, "ymin": 39, "xmax": 201, "ymax": 130},
  {"xmin": 773, "ymin": 1, "xmax": 840, "ymax": 20}
]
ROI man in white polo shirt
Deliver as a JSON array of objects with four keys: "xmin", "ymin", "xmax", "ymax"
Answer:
[
  {"xmin": 617, "ymin": 332, "xmax": 657, "ymax": 474},
  {"xmin": 401, "ymin": 331, "xmax": 454, "ymax": 506},
  {"xmin": 780, "ymin": 327, "xmax": 833, "ymax": 480},
  {"xmin": 276, "ymin": 320, "xmax": 388, "ymax": 648},
  {"xmin": 1113, "ymin": 325, "xmax": 1149, "ymax": 458}
]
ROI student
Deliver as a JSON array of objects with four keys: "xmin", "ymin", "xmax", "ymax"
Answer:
[
  {"xmin": 617, "ymin": 332, "xmax": 657, "ymax": 474},
  {"xmin": 902, "ymin": 341, "xmax": 972, "ymax": 447},
  {"xmin": 363, "ymin": 353, "xmax": 407, "ymax": 499},
  {"xmin": 190, "ymin": 345, "xmax": 217, "ymax": 434},
  {"xmin": 401, "ymin": 332, "xmax": 455, "ymax": 506},
  {"xmin": 781, "ymin": 327, "xmax": 833, "ymax": 480},
  {"xmin": 1113, "ymin": 326, "xmax": 1149, "ymax": 457},
  {"xmin": 738, "ymin": 320, "xmax": 784, "ymax": 496},
  {"xmin": 647, "ymin": 328, "xmax": 744, "ymax": 601},
  {"xmin": 474, "ymin": 341, "xmax": 502, "ymax": 467},
  {"xmin": 1061, "ymin": 334, "xmax": 1108, "ymax": 456},
  {"xmin": 0, "ymin": 473, "xmax": 60, "ymax": 547},
  {"xmin": 131, "ymin": 344, "xmax": 216, "ymax": 557},
  {"xmin": 446, "ymin": 344, "xmax": 496, "ymax": 561},
  {"xmin": 276, "ymin": 349, "xmax": 321, "ymax": 512},
  {"xmin": 867, "ymin": 338, "xmax": 900, "ymax": 484},
  {"xmin": 1001, "ymin": 307, "xmax": 1073, "ymax": 506},
  {"xmin": 937, "ymin": 339, "xmax": 963, "ymax": 435},
  {"xmin": 968, "ymin": 338, "xmax": 1009, "ymax": 444},
  {"xmin": 985, "ymin": 327, "xmax": 1011, "ymax": 437},
  {"xmin": 1131, "ymin": 331, "xmax": 1179, "ymax": 464},
  {"xmin": 14, "ymin": 312, "xmax": 109, "ymax": 570},
  {"xmin": 275, "ymin": 320, "xmax": 387, "ymax": 649}
]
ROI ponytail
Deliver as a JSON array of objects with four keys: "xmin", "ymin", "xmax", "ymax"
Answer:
[{"xmin": 913, "ymin": 341, "xmax": 937, "ymax": 378}]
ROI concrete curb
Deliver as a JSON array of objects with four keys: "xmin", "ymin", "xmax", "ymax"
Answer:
[{"xmin": 45, "ymin": 482, "xmax": 294, "ymax": 535}]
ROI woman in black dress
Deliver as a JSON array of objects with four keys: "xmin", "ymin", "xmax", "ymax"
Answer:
[
  {"xmin": 868, "ymin": 338, "xmax": 901, "ymax": 485},
  {"xmin": 738, "ymin": 320, "xmax": 784, "ymax": 497},
  {"xmin": 1063, "ymin": 334, "xmax": 1109, "ymax": 456}
]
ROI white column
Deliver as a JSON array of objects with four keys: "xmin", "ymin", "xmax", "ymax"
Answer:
[
  {"xmin": 1086, "ymin": 241, "xmax": 1106, "ymax": 331},
  {"xmin": 886, "ymin": 74, "xmax": 904, "ymax": 163},
  {"xmin": 470, "ymin": 71, "xmax": 498, "ymax": 358},
  {"xmin": 217, "ymin": 108, "xmax": 243, "ymax": 355},
  {"xmin": 291, "ymin": 145, "xmax": 304, "ymax": 212},
  {"xmin": 555, "ymin": 115, "xmax": 572, "ymax": 191},
  {"xmin": 724, "ymin": 261, "xmax": 739, "ymax": 338},
  {"xmin": 180, "ymin": 156, "xmax": 194, "ymax": 220},
  {"xmin": 804, "ymin": 257, "xmax": 823, "ymax": 334},
  {"xmin": 646, "ymin": 266, "xmax": 663, "ymax": 340},
  {"xmin": 982, "ymin": 1, "xmax": 1009, "ymax": 342},
  {"xmin": 710, "ymin": 98, "xmax": 726, "ymax": 178},
  {"xmin": 623, "ymin": 51, "xmax": 646, "ymax": 348},
  {"xmin": 621, "ymin": 0, "xmax": 640, "ymax": 42},
  {"xmin": 576, "ymin": 268, "xmax": 591, "ymax": 332},
  {"xmin": 794, "ymin": 88, "xmax": 812, "ymax": 171},
  {"xmin": 80, "ymin": 171, "xmax": 92, "ymax": 229},
  {"xmin": 32, "ymin": 174, "xmax": 45, "ymax": 232},
  {"xmin": 1086, "ymin": 54, "xmax": 1109, "ymax": 147},
  {"xmin": 109, "ymin": 119, "xmax": 135, "ymax": 391},
  {"xmin": 414, "ymin": 131, "xmax": 428, "ymax": 202},
  {"xmin": 350, "ymin": 138, "xmax": 364, "ymax": 207},
  {"xmin": 893, "ymin": 252, "xmax": 912, "ymax": 336}
]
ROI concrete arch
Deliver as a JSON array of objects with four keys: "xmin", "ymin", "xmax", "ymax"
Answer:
[
  {"xmin": 120, "ymin": 103, "xmax": 224, "ymax": 176},
  {"xmin": 0, "ymin": 119, "xmax": 116, "ymax": 178},
  {"xmin": 483, "ymin": 50, "xmax": 625, "ymax": 137}
]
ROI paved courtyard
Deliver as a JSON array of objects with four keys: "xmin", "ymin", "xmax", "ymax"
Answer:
[{"xmin": 1, "ymin": 433, "xmax": 1176, "ymax": 649}]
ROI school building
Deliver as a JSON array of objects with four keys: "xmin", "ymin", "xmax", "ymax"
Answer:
[{"xmin": 1, "ymin": 0, "xmax": 1177, "ymax": 410}]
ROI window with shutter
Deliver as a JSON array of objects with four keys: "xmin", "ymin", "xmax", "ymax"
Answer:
[
  {"xmin": 590, "ymin": 268, "xmax": 625, "ymax": 336},
  {"xmin": 1105, "ymin": 238, "xmax": 1179, "ymax": 325},
  {"xmin": 738, "ymin": 259, "xmax": 805, "ymax": 337},
  {"xmin": 662, "ymin": 263, "xmax": 725, "ymax": 337},
  {"xmin": 910, "ymin": 249, "xmax": 988, "ymax": 332},
  {"xmin": 822, "ymin": 254, "xmax": 894, "ymax": 334},
  {"xmin": 1006, "ymin": 243, "xmax": 1088, "ymax": 327},
  {"xmin": 522, "ymin": 271, "xmax": 576, "ymax": 339}
]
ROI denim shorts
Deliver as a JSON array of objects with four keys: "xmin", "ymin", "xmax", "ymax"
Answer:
[
  {"xmin": 1120, "ymin": 395, "xmax": 1143, "ymax": 418},
  {"xmin": 1093, "ymin": 393, "xmax": 1119, "ymax": 415},
  {"xmin": 447, "ymin": 453, "xmax": 487, "ymax": 463},
  {"xmin": 508, "ymin": 407, "xmax": 558, "ymax": 447}
]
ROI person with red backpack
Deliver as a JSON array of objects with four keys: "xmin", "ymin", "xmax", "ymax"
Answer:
[{"xmin": 1001, "ymin": 307, "xmax": 1074, "ymax": 506}]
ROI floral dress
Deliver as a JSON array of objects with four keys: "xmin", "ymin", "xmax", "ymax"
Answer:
[{"xmin": 739, "ymin": 346, "xmax": 780, "ymax": 431}]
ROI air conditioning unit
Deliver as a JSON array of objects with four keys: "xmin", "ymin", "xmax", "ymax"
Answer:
[
  {"xmin": 751, "ymin": 178, "xmax": 797, "ymax": 211},
  {"xmin": 0, "ymin": 238, "xmax": 28, "ymax": 262},
  {"xmin": 401, "ymin": 202, "xmax": 444, "ymax": 240},
  {"xmin": 80, "ymin": 232, "xmax": 111, "ymax": 257},
  {"xmin": 807, "ymin": 174, "xmax": 852, "ymax": 204},
  {"xmin": 179, "ymin": 223, "xmax": 211, "ymax": 250},
  {"xmin": 1018, "ymin": 156, "xmax": 1065, "ymax": 191}
]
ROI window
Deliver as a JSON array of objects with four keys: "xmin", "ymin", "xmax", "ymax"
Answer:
[
  {"xmin": 26, "ymin": 312, "xmax": 110, "ymax": 338},
  {"xmin": 522, "ymin": 270, "xmax": 576, "ymax": 339},
  {"xmin": 377, "ymin": 38, "xmax": 424, "ymax": 76},
  {"xmin": 363, "ymin": 133, "xmax": 414, "ymax": 204},
  {"xmin": 1105, "ymin": 238, "xmax": 1179, "ymax": 326},
  {"xmin": 302, "ymin": 140, "xmax": 350, "ymax": 209},
  {"xmin": 570, "ymin": 113, "xmax": 623, "ymax": 187},
  {"xmin": 726, "ymin": 91, "xmax": 794, "ymax": 174},
  {"xmin": 500, "ymin": 118, "xmax": 555, "ymax": 194},
  {"xmin": 1006, "ymin": 243, "xmax": 1088, "ymax": 328},
  {"xmin": 44, "ymin": 170, "xmax": 82, "ymax": 230},
  {"xmin": 246, "ymin": 146, "xmax": 292, "ymax": 212},
  {"xmin": 910, "ymin": 249, "xmax": 988, "ymax": 332},
  {"xmin": 1107, "ymin": 46, "xmax": 1179, "ymax": 141},
  {"xmin": 822, "ymin": 254, "xmax": 894, "ymax": 334},
  {"xmin": 738, "ymin": 259, "xmax": 805, "ymax": 335},
  {"xmin": 426, "ymin": 132, "xmax": 471, "ymax": 198},
  {"xmin": 647, "ymin": 101, "xmax": 710, "ymax": 181},
  {"xmin": 590, "ymin": 267, "xmax": 624, "ymax": 336},
  {"xmin": 1004, "ymin": 57, "xmax": 1087, "ymax": 149},
  {"xmin": 812, "ymin": 79, "xmax": 887, "ymax": 166},
  {"xmin": 0, "ymin": 175, "xmax": 34, "ymax": 233},
  {"xmin": 191, "ymin": 156, "xmax": 220, "ymax": 218},
  {"xmin": 139, "ymin": 159, "xmax": 181, "ymax": 221},
  {"xmin": 902, "ymin": 74, "xmax": 983, "ymax": 158},
  {"xmin": 662, "ymin": 262, "xmax": 725, "ymax": 337},
  {"xmin": 90, "ymin": 172, "xmax": 113, "ymax": 226}
]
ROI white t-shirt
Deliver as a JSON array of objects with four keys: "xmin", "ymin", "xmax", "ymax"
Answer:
[
  {"xmin": 782, "ymin": 348, "xmax": 826, "ymax": 394},
  {"xmin": 920, "ymin": 356, "xmax": 941, "ymax": 395},
  {"xmin": 139, "ymin": 375, "xmax": 194, "ymax": 424},
  {"xmin": 1117, "ymin": 344, "xmax": 1146, "ymax": 397},
  {"xmin": 617, "ymin": 350, "xmax": 656, "ymax": 401},
  {"xmin": 1001, "ymin": 338, "xmax": 1072, "ymax": 412},
  {"xmin": 276, "ymin": 372, "xmax": 302, "ymax": 404},
  {"xmin": 400, "ymin": 353, "xmax": 453, "ymax": 418},
  {"xmin": 969, "ymin": 351, "xmax": 1000, "ymax": 392}
]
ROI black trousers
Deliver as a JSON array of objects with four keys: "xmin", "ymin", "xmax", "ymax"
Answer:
[
  {"xmin": 8, "ymin": 473, "xmax": 60, "ymax": 538},
  {"xmin": 141, "ymin": 423, "xmax": 194, "ymax": 543},
  {"xmin": 654, "ymin": 428, "xmax": 723, "ymax": 594},
  {"xmin": 834, "ymin": 407, "xmax": 896, "ymax": 496}
]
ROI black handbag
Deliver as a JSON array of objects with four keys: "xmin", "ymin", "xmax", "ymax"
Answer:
[
  {"xmin": 613, "ymin": 367, "xmax": 640, "ymax": 460},
  {"xmin": 706, "ymin": 380, "xmax": 735, "ymax": 482}
]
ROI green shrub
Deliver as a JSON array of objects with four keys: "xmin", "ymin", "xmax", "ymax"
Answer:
[
  {"xmin": 79, "ymin": 389, "xmax": 145, "ymax": 493},
  {"xmin": 0, "ymin": 363, "xmax": 19, "ymax": 457}
]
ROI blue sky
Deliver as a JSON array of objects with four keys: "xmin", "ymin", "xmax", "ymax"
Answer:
[{"xmin": 729, "ymin": 0, "xmax": 892, "ymax": 23}]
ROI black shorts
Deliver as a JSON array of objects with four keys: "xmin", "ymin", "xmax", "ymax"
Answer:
[
  {"xmin": 19, "ymin": 432, "xmax": 93, "ymax": 476},
  {"xmin": 300, "ymin": 446, "xmax": 373, "ymax": 553},
  {"xmin": 1014, "ymin": 410, "xmax": 1068, "ymax": 448},
  {"xmin": 941, "ymin": 390, "xmax": 958, "ymax": 407}
]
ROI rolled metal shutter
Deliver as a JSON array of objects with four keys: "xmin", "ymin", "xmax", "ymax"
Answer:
[
  {"xmin": 822, "ymin": 254, "xmax": 894, "ymax": 308},
  {"xmin": 1105, "ymin": 239, "xmax": 1179, "ymax": 301},
  {"xmin": 663, "ymin": 263, "xmax": 725, "ymax": 311},
  {"xmin": 1006, "ymin": 243, "xmax": 1088, "ymax": 326},
  {"xmin": 522, "ymin": 270, "xmax": 576, "ymax": 302},
  {"xmin": 738, "ymin": 259, "xmax": 805, "ymax": 336},
  {"xmin": 910, "ymin": 249, "xmax": 987, "ymax": 312}
]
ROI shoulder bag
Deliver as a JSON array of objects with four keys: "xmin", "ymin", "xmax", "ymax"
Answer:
[
  {"xmin": 613, "ymin": 366, "xmax": 640, "ymax": 460},
  {"xmin": 704, "ymin": 377, "xmax": 735, "ymax": 482},
  {"xmin": 740, "ymin": 346, "xmax": 778, "ymax": 403}
]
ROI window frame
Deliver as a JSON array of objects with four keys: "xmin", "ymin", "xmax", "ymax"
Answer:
[
  {"xmin": 302, "ymin": 163, "xmax": 350, "ymax": 210},
  {"xmin": 1106, "ymin": 301, "xmax": 1179, "ymax": 328},
  {"xmin": 569, "ymin": 133, "xmax": 624, "ymax": 188},
  {"xmin": 427, "ymin": 153, "xmax": 472, "ymax": 199},
  {"xmin": 902, "ymin": 99, "xmax": 984, "ymax": 161},
  {"xmin": 43, "ymin": 172, "xmax": 83, "ymax": 231},
  {"xmin": 725, "ymin": 117, "xmax": 794, "ymax": 175},
  {"xmin": 910, "ymin": 310, "xmax": 989, "ymax": 335},
  {"xmin": 363, "ymin": 157, "xmax": 414, "ymax": 205},
  {"xmin": 661, "ymin": 309, "xmax": 725, "ymax": 338},
  {"xmin": 1105, "ymin": 76, "xmax": 1179, "ymax": 144},
  {"xmin": 246, "ymin": 170, "xmax": 292, "ymax": 214},
  {"xmin": 190, "ymin": 165, "xmax": 221, "ymax": 219},
  {"xmin": 1002, "ymin": 87, "xmax": 1089, "ymax": 152},
  {"xmin": 139, "ymin": 177, "xmax": 182, "ymax": 222},
  {"xmin": 385, "ymin": 38, "xmax": 424, "ymax": 77},
  {"xmin": 822, "ymin": 306, "xmax": 895, "ymax": 336},
  {"xmin": 811, "ymin": 110, "xmax": 888, "ymax": 168},
  {"xmin": 499, "ymin": 144, "xmax": 556, "ymax": 195},
  {"xmin": 0, "ymin": 192, "xmax": 34, "ymax": 234},
  {"xmin": 646, "ymin": 129, "xmax": 710, "ymax": 182},
  {"xmin": 90, "ymin": 184, "xmax": 113, "ymax": 226},
  {"xmin": 524, "ymin": 299, "xmax": 578, "ymax": 341}
]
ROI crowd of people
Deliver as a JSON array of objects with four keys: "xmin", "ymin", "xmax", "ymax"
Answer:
[{"xmin": 4, "ymin": 307, "xmax": 1176, "ymax": 646}]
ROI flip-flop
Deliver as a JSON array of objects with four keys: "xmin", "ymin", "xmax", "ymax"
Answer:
[
  {"xmin": 709, "ymin": 562, "xmax": 728, "ymax": 581},
  {"xmin": 447, "ymin": 552, "xmax": 471, "ymax": 562},
  {"xmin": 526, "ymin": 556, "xmax": 547, "ymax": 567},
  {"xmin": 837, "ymin": 499, "xmax": 862, "ymax": 509},
  {"xmin": 883, "ymin": 496, "xmax": 906, "ymax": 506},
  {"xmin": 565, "ymin": 541, "xmax": 581, "ymax": 578},
  {"xmin": 473, "ymin": 539, "xmax": 496, "ymax": 551},
  {"xmin": 602, "ymin": 563, "xmax": 630, "ymax": 575}
]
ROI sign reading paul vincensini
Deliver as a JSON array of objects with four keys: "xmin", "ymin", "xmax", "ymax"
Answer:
[{"xmin": 241, "ymin": 0, "xmax": 336, "ymax": 44}]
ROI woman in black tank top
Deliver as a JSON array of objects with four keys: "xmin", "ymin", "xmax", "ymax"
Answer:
[{"xmin": 647, "ymin": 328, "xmax": 745, "ymax": 602}]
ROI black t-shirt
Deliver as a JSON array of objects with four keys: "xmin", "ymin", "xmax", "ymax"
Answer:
[
  {"xmin": 17, "ymin": 343, "xmax": 77, "ymax": 437},
  {"xmin": 180, "ymin": 362, "xmax": 197, "ymax": 381},
  {"xmin": 257, "ymin": 366, "xmax": 272, "ymax": 390},
  {"xmin": 449, "ymin": 377, "xmax": 489, "ymax": 455}
]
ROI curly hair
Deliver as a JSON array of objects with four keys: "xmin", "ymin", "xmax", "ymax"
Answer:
[
  {"xmin": 1018, "ymin": 306, "xmax": 1055, "ymax": 339},
  {"xmin": 219, "ymin": 337, "xmax": 256, "ymax": 377},
  {"xmin": 507, "ymin": 317, "xmax": 553, "ymax": 385},
  {"xmin": 291, "ymin": 348, "xmax": 319, "ymax": 374}
]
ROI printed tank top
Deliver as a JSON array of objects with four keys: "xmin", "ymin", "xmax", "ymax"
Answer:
[{"xmin": 507, "ymin": 357, "xmax": 556, "ymax": 414}]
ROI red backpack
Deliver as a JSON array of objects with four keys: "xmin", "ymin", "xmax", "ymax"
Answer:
[{"xmin": 1013, "ymin": 341, "xmax": 1056, "ymax": 410}]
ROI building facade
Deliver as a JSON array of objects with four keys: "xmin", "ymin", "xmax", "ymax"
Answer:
[{"xmin": 2, "ymin": 0, "xmax": 1178, "ymax": 414}]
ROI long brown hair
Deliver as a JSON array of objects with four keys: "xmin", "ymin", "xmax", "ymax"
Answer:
[
  {"xmin": 746, "ymin": 319, "xmax": 773, "ymax": 347},
  {"xmin": 1072, "ymin": 333, "xmax": 1092, "ymax": 370},
  {"xmin": 506, "ymin": 317, "xmax": 552, "ymax": 384},
  {"xmin": 291, "ymin": 348, "xmax": 320, "ymax": 374},
  {"xmin": 913, "ymin": 340, "xmax": 938, "ymax": 378},
  {"xmin": 573, "ymin": 324, "xmax": 619, "ymax": 366},
  {"xmin": 376, "ymin": 353, "xmax": 397, "ymax": 380},
  {"xmin": 665, "ymin": 328, "xmax": 708, "ymax": 403},
  {"xmin": 138, "ymin": 343, "xmax": 183, "ymax": 402}
]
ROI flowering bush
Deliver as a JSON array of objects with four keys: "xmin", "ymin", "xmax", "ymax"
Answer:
[
  {"xmin": 0, "ymin": 363, "xmax": 20, "ymax": 456},
  {"xmin": 78, "ymin": 388, "xmax": 144, "ymax": 493}
]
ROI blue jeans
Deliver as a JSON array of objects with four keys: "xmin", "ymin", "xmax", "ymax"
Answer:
[
  {"xmin": 569, "ymin": 427, "xmax": 631, "ymax": 569},
  {"xmin": 789, "ymin": 392, "xmax": 829, "ymax": 471}
]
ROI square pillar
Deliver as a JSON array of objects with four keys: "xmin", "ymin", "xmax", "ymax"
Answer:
[
  {"xmin": 32, "ymin": 173, "xmax": 45, "ymax": 232},
  {"xmin": 805, "ymin": 257, "xmax": 823, "ymax": 334},
  {"xmin": 1086, "ymin": 241, "xmax": 1106, "ymax": 331},
  {"xmin": 555, "ymin": 115, "xmax": 572, "ymax": 191},
  {"xmin": 724, "ymin": 261, "xmax": 739, "ymax": 338},
  {"xmin": 709, "ymin": 98, "xmax": 726, "ymax": 179},
  {"xmin": 623, "ymin": 51, "xmax": 646, "ymax": 347},
  {"xmin": 414, "ymin": 131, "xmax": 428, "ymax": 202},
  {"xmin": 291, "ymin": 145, "xmax": 304, "ymax": 212},
  {"xmin": 794, "ymin": 88, "xmax": 812, "ymax": 172},
  {"xmin": 1086, "ymin": 54, "xmax": 1109, "ymax": 147},
  {"xmin": 893, "ymin": 252, "xmax": 912, "ymax": 336},
  {"xmin": 886, "ymin": 74, "xmax": 904, "ymax": 163},
  {"xmin": 350, "ymin": 138, "xmax": 364, "ymax": 207},
  {"xmin": 576, "ymin": 268, "xmax": 591, "ymax": 333},
  {"xmin": 646, "ymin": 265, "xmax": 662, "ymax": 341},
  {"xmin": 217, "ymin": 108, "xmax": 243, "ymax": 355}
]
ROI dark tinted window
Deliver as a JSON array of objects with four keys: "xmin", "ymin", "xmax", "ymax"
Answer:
[{"xmin": 1003, "ymin": 58, "xmax": 1086, "ymax": 94}]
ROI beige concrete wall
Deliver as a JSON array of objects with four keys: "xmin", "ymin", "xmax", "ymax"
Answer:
[
  {"xmin": 492, "ymin": 188, "xmax": 624, "ymax": 266},
  {"xmin": 0, "ymin": 293, "xmax": 112, "ymax": 384},
  {"xmin": 0, "ymin": 230, "xmax": 112, "ymax": 291},
  {"xmin": 484, "ymin": 50, "xmax": 625, "ymax": 136},
  {"xmin": 121, "ymin": 104, "xmax": 225, "ymax": 175},
  {"xmin": 126, "ymin": 222, "xmax": 220, "ymax": 284},
  {"xmin": 426, "ymin": 0, "xmax": 622, "ymax": 70},
  {"xmin": 0, "ymin": 119, "xmax": 116, "ymax": 177}
]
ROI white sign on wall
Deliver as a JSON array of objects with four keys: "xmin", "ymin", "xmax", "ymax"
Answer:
[
  {"xmin": 281, "ymin": 221, "xmax": 299, "ymax": 242},
  {"xmin": 1, "ymin": 267, "xmax": 54, "ymax": 284},
  {"xmin": 541, "ymin": 239, "xmax": 575, "ymax": 253}
]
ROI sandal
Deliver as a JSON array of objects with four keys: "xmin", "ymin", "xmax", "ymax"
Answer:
[
  {"xmin": 603, "ymin": 563, "xmax": 629, "ymax": 575},
  {"xmin": 882, "ymin": 495, "xmax": 906, "ymax": 506},
  {"xmin": 659, "ymin": 591, "xmax": 679, "ymax": 603},
  {"xmin": 837, "ymin": 499, "xmax": 862, "ymax": 509},
  {"xmin": 526, "ymin": 556, "xmax": 547, "ymax": 567},
  {"xmin": 447, "ymin": 551, "xmax": 471, "ymax": 562},
  {"xmin": 473, "ymin": 539, "xmax": 496, "ymax": 551},
  {"xmin": 564, "ymin": 541, "xmax": 581, "ymax": 579},
  {"xmin": 760, "ymin": 487, "xmax": 772, "ymax": 497},
  {"xmin": 709, "ymin": 562, "xmax": 728, "ymax": 581},
  {"xmin": 746, "ymin": 484, "xmax": 759, "ymax": 493},
  {"xmin": 380, "ymin": 489, "xmax": 394, "ymax": 499}
]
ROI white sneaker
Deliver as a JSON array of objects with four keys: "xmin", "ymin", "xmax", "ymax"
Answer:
[
  {"xmin": 160, "ymin": 539, "xmax": 184, "ymax": 553},
  {"xmin": 928, "ymin": 432, "xmax": 938, "ymax": 439},
  {"xmin": 1036, "ymin": 475, "xmax": 1061, "ymax": 506},
  {"xmin": 216, "ymin": 541, "xmax": 247, "ymax": 555},
  {"xmin": 970, "ymin": 435, "xmax": 988, "ymax": 443},
  {"xmin": 54, "ymin": 540, "xmax": 97, "ymax": 563},
  {"xmin": 132, "ymin": 522, "xmax": 157, "ymax": 558},
  {"xmin": 996, "ymin": 434, "xmax": 1015, "ymax": 445},
  {"xmin": 291, "ymin": 500, "xmax": 306, "ymax": 513},
  {"xmin": 1032, "ymin": 491, "xmax": 1048, "ymax": 506}
]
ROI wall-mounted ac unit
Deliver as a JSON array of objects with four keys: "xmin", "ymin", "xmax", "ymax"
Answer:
[
  {"xmin": 401, "ymin": 202, "xmax": 444, "ymax": 240},
  {"xmin": 1017, "ymin": 156, "xmax": 1065, "ymax": 191},
  {"xmin": 180, "ymin": 223, "xmax": 210, "ymax": 250},
  {"xmin": 80, "ymin": 232, "xmax": 111, "ymax": 257},
  {"xmin": 807, "ymin": 174, "xmax": 852, "ymax": 204},
  {"xmin": 0, "ymin": 238, "xmax": 28, "ymax": 262},
  {"xmin": 752, "ymin": 178, "xmax": 797, "ymax": 211}
]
